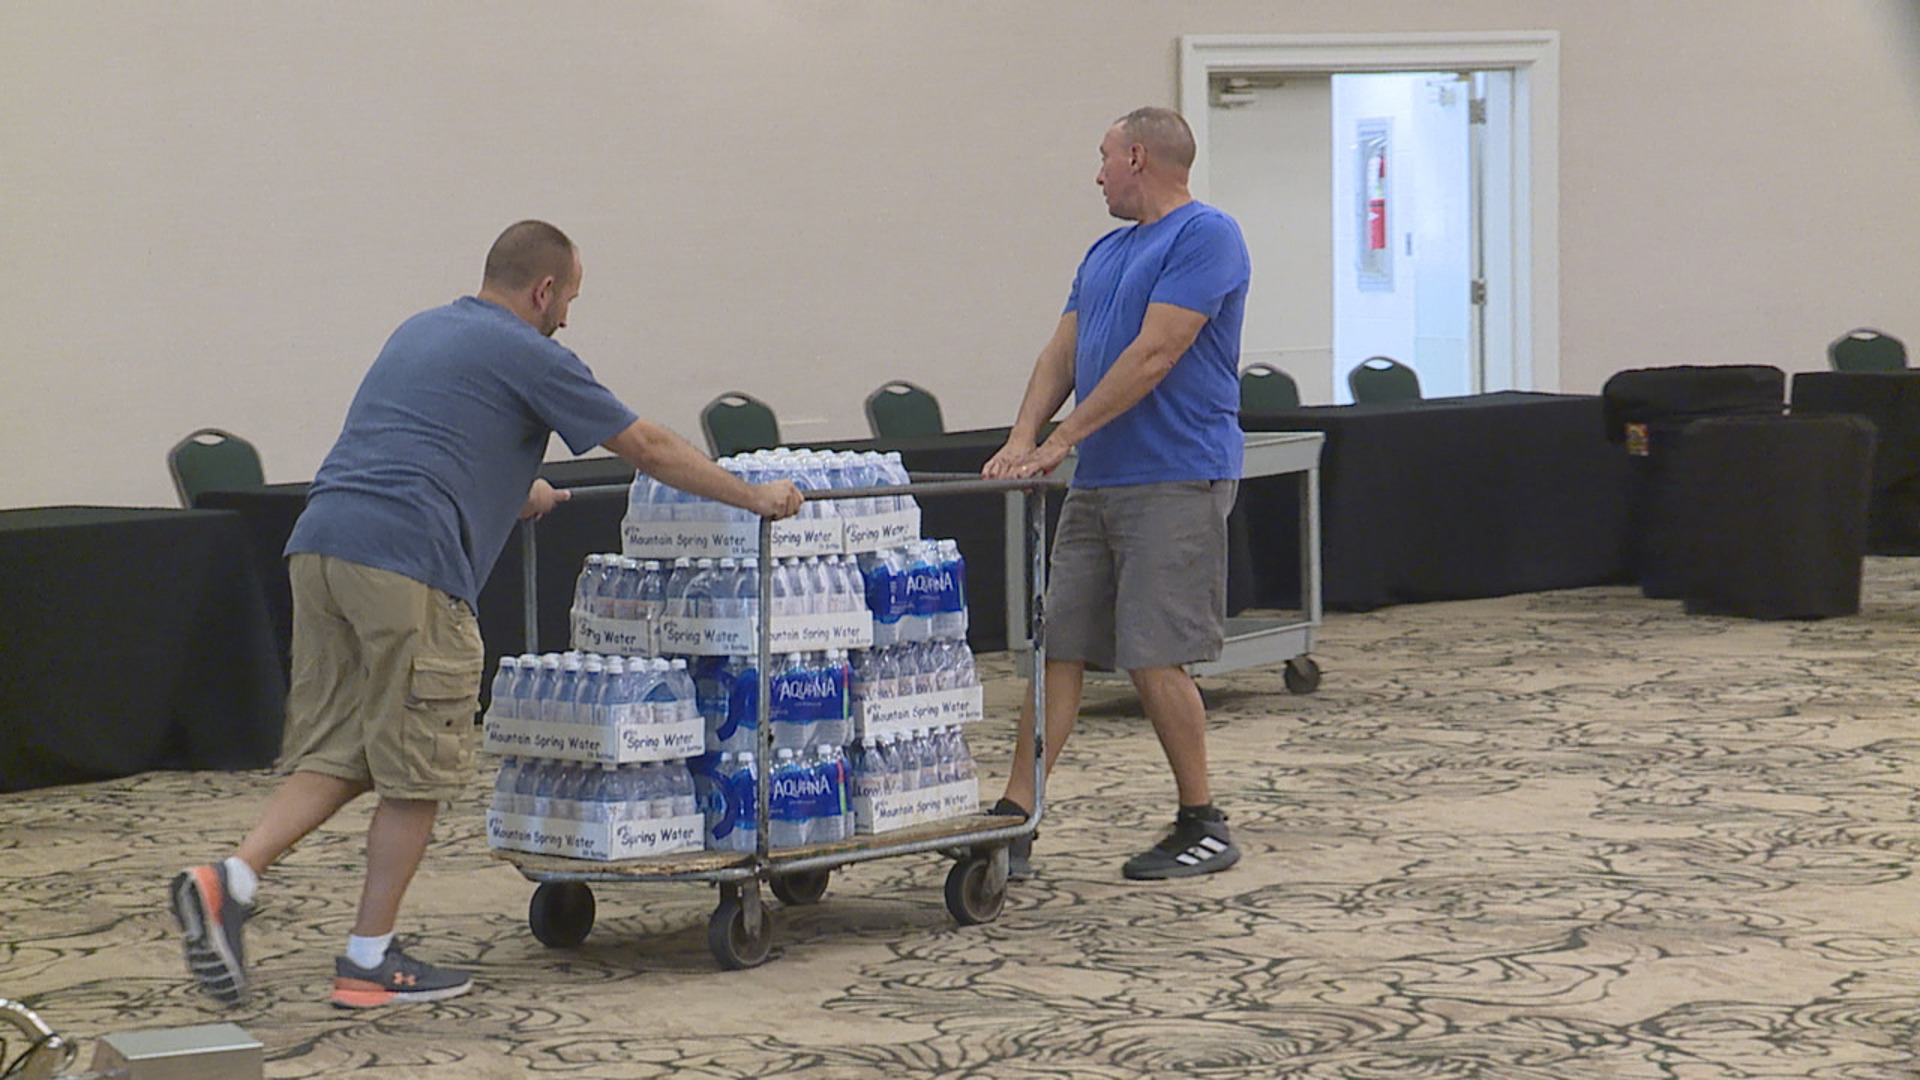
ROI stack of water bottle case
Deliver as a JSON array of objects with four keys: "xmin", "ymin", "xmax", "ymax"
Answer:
[{"xmin": 485, "ymin": 449, "xmax": 986, "ymax": 861}]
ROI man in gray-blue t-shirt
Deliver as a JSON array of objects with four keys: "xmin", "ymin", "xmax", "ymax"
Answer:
[{"xmin": 169, "ymin": 221, "xmax": 802, "ymax": 1009}]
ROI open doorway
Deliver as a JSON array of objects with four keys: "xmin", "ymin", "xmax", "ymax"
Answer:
[{"xmin": 1180, "ymin": 32, "xmax": 1559, "ymax": 403}]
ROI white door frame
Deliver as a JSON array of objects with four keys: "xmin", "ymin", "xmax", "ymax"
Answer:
[{"xmin": 1180, "ymin": 31, "xmax": 1560, "ymax": 392}]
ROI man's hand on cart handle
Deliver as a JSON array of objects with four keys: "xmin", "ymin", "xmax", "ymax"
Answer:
[
  {"xmin": 520, "ymin": 478, "xmax": 571, "ymax": 521},
  {"xmin": 750, "ymin": 480, "xmax": 805, "ymax": 520}
]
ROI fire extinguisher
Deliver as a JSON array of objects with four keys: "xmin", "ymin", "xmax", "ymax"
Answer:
[{"xmin": 1366, "ymin": 149, "xmax": 1387, "ymax": 251}]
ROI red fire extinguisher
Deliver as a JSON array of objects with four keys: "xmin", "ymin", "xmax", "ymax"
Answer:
[{"xmin": 1366, "ymin": 149, "xmax": 1387, "ymax": 251}]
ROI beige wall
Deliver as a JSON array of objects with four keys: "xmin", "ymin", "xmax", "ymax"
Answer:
[{"xmin": 4, "ymin": 0, "xmax": 1918, "ymax": 508}]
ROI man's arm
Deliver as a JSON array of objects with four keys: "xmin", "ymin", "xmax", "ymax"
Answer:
[
  {"xmin": 983, "ymin": 313, "xmax": 1079, "ymax": 478},
  {"xmin": 603, "ymin": 419, "xmax": 803, "ymax": 519},
  {"xmin": 1015, "ymin": 302, "xmax": 1209, "ymax": 477}
]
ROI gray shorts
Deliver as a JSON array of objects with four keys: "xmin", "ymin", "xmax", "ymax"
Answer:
[{"xmin": 1044, "ymin": 479, "xmax": 1238, "ymax": 672}]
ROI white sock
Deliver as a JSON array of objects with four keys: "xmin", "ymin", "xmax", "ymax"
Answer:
[
  {"xmin": 222, "ymin": 857, "xmax": 259, "ymax": 905},
  {"xmin": 346, "ymin": 932, "xmax": 393, "ymax": 970}
]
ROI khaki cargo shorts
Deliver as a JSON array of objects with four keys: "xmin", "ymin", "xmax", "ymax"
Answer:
[{"xmin": 278, "ymin": 553, "xmax": 484, "ymax": 802}]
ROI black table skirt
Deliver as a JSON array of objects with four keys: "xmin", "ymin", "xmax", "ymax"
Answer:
[
  {"xmin": 1241, "ymin": 392, "xmax": 1634, "ymax": 610},
  {"xmin": 1791, "ymin": 370, "xmax": 1920, "ymax": 554},
  {"xmin": 0, "ymin": 506, "xmax": 286, "ymax": 792}
]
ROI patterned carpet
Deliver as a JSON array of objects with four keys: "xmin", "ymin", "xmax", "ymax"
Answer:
[{"xmin": 5, "ymin": 562, "xmax": 1919, "ymax": 1079}]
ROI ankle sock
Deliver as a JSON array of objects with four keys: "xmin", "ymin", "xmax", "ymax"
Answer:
[
  {"xmin": 222, "ymin": 857, "xmax": 259, "ymax": 905},
  {"xmin": 1178, "ymin": 803, "xmax": 1225, "ymax": 823},
  {"xmin": 990, "ymin": 797, "xmax": 1030, "ymax": 817},
  {"xmin": 346, "ymin": 932, "xmax": 393, "ymax": 970}
]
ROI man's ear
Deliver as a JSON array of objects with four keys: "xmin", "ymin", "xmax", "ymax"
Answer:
[{"xmin": 531, "ymin": 275, "xmax": 555, "ymax": 310}]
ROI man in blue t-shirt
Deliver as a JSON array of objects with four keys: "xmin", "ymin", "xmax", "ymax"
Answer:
[
  {"xmin": 984, "ymin": 108, "xmax": 1251, "ymax": 882},
  {"xmin": 170, "ymin": 221, "xmax": 802, "ymax": 1009}
]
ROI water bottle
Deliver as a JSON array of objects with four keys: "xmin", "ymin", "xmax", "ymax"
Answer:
[
  {"xmin": 636, "ymin": 559, "xmax": 667, "ymax": 624},
  {"xmin": 931, "ymin": 539, "xmax": 968, "ymax": 641},
  {"xmin": 732, "ymin": 557, "xmax": 762, "ymax": 623},
  {"xmin": 578, "ymin": 763, "xmax": 621, "ymax": 826},
  {"xmin": 604, "ymin": 557, "xmax": 638, "ymax": 621},
  {"xmin": 668, "ymin": 658, "xmax": 701, "ymax": 728},
  {"xmin": 769, "ymin": 749, "xmax": 809, "ymax": 849},
  {"xmin": 668, "ymin": 759, "xmax": 698, "ymax": 818},
  {"xmin": 851, "ymin": 739, "xmax": 883, "ymax": 802},
  {"xmin": 879, "ymin": 733, "xmax": 909, "ymax": 792},
  {"xmin": 663, "ymin": 557, "xmax": 695, "ymax": 618},
  {"xmin": 815, "ymin": 744, "xmax": 852, "ymax": 841},
  {"xmin": 729, "ymin": 752, "xmax": 760, "ymax": 853},
  {"xmin": 643, "ymin": 657, "xmax": 679, "ymax": 731},
  {"xmin": 489, "ymin": 656, "xmax": 519, "ymax": 721},
  {"xmin": 574, "ymin": 656, "xmax": 605, "ymax": 728},
  {"xmin": 817, "ymin": 650, "xmax": 851, "ymax": 748},
  {"xmin": 512, "ymin": 756, "xmax": 542, "ymax": 818},
  {"xmin": 723, "ymin": 654, "xmax": 759, "ymax": 755},
  {"xmin": 492, "ymin": 757, "xmax": 519, "ymax": 815},
  {"xmin": 681, "ymin": 558, "xmax": 720, "ymax": 619},
  {"xmin": 861, "ymin": 551, "xmax": 901, "ymax": 647},
  {"xmin": 694, "ymin": 656, "xmax": 731, "ymax": 751},
  {"xmin": 911, "ymin": 729, "xmax": 940, "ymax": 790},
  {"xmin": 709, "ymin": 558, "xmax": 742, "ymax": 619},
  {"xmin": 882, "ymin": 451, "xmax": 918, "ymax": 513},
  {"xmin": 642, "ymin": 761, "xmax": 677, "ymax": 821},
  {"xmin": 771, "ymin": 652, "xmax": 814, "ymax": 752},
  {"xmin": 527, "ymin": 654, "xmax": 560, "ymax": 719},
  {"xmin": 696, "ymin": 752, "xmax": 734, "ymax": 849},
  {"xmin": 899, "ymin": 542, "xmax": 936, "ymax": 643},
  {"xmin": 542, "ymin": 654, "xmax": 581, "ymax": 724},
  {"xmin": 574, "ymin": 554, "xmax": 608, "ymax": 616},
  {"xmin": 614, "ymin": 763, "xmax": 649, "ymax": 824}
]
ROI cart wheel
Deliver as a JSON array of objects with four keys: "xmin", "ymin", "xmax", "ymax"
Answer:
[
  {"xmin": 709, "ymin": 892, "xmax": 773, "ymax": 970},
  {"xmin": 1284, "ymin": 656, "xmax": 1322, "ymax": 695},
  {"xmin": 770, "ymin": 868, "xmax": 830, "ymax": 906},
  {"xmin": 945, "ymin": 852, "xmax": 1007, "ymax": 926},
  {"xmin": 528, "ymin": 881, "xmax": 595, "ymax": 948}
]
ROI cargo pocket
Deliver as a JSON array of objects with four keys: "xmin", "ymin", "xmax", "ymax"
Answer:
[{"xmin": 402, "ymin": 655, "xmax": 483, "ymax": 789}]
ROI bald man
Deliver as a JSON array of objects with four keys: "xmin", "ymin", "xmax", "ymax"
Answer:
[
  {"xmin": 170, "ymin": 221, "xmax": 802, "ymax": 1008},
  {"xmin": 985, "ymin": 107, "xmax": 1252, "ymax": 881}
]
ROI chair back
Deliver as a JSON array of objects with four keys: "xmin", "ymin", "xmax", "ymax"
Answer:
[
  {"xmin": 864, "ymin": 380, "xmax": 945, "ymax": 438},
  {"xmin": 168, "ymin": 428, "xmax": 265, "ymax": 507},
  {"xmin": 700, "ymin": 392, "xmax": 782, "ymax": 457},
  {"xmin": 1347, "ymin": 357, "xmax": 1423, "ymax": 403},
  {"xmin": 1828, "ymin": 328, "xmax": 1907, "ymax": 373},
  {"xmin": 1239, "ymin": 363, "xmax": 1301, "ymax": 412}
]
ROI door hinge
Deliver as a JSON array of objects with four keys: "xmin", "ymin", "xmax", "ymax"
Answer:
[
  {"xmin": 1469, "ymin": 97, "xmax": 1488, "ymax": 125},
  {"xmin": 1471, "ymin": 279, "xmax": 1488, "ymax": 305}
]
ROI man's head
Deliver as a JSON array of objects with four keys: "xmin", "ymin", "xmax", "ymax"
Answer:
[
  {"xmin": 480, "ymin": 220, "xmax": 581, "ymax": 336},
  {"xmin": 1097, "ymin": 107, "xmax": 1197, "ymax": 223}
]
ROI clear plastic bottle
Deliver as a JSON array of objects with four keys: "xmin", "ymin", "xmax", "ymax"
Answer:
[
  {"xmin": 636, "ymin": 559, "xmax": 667, "ymax": 624},
  {"xmin": 769, "ymin": 749, "xmax": 810, "ymax": 849},
  {"xmin": 574, "ymin": 553, "xmax": 608, "ymax": 617},
  {"xmin": 668, "ymin": 759, "xmax": 698, "ymax": 819},
  {"xmin": 512, "ymin": 756, "xmax": 542, "ymax": 818},
  {"xmin": 492, "ymin": 757, "xmax": 519, "ymax": 815},
  {"xmin": 931, "ymin": 539, "xmax": 968, "ymax": 641},
  {"xmin": 729, "ymin": 752, "xmax": 759, "ymax": 853},
  {"xmin": 667, "ymin": 658, "xmax": 701, "ymax": 728},
  {"xmin": 663, "ymin": 557, "xmax": 696, "ymax": 619},
  {"xmin": 607, "ymin": 557, "xmax": 640, "ymax": 621},
  {"xmin": 489, "ymin": 656, "xmax": 519, "ymax": 721},
  {"xmin": 722, "ymin": 654, "xmax": 759, "ymax": 754},
  {"xmin": 543, "ymin": 654, "xmax": 582, "ymax": 725}
]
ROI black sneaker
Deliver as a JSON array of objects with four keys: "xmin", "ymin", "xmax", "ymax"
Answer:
[
  {"xmin": 988, "ymin": 798, "xmax": 1035, "ymax": 881},
  {"xmin": 170, "ymin": 864, "xmax": 253, "ymax": 1005},
  {"xmin": 329, "ymin": 947, "xmax": 474, "ymax": 1008},
  {"xmin": 1121, "ymin": 809, "xmax": 1240, "ymax": 880}
]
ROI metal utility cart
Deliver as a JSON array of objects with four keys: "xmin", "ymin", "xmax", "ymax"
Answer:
[
  {"xmin": 492, "ymin": 475, "xmax": 1061, "ymax": 970},
  {"xmin": 1005, "ymin": 430, "xmax": 1326, "ymax": 693}
]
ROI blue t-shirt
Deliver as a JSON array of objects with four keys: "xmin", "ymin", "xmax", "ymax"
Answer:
[
  {"xmin": 287, "ymin": 297, "xmax": 638, "ymax": 608},
  {"xmin": 1065, "ymin": 200, "xmax": 1250, "ymax": 487}
]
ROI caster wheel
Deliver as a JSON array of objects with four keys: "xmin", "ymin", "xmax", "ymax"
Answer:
[
  {"xmin": 945, "ymin": 853, "xmax": 1006, "ymax": 926},
  {"xmin": 709, "ymin": 892, "xmax": 773, "ymax": 970},
  {"xmin": 528, "ymin": 881, "xmax": 595, "ymax": 947},
  {"xmin": 770, "ymin": 869, "xmax": 830, "ymax": 906},
  {"xmin": 1284, "ymin": 656, "xmax": 1321, "ymax": 694}
]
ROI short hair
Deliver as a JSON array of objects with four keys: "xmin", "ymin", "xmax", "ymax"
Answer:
[
  {"xmin": 1115, "ymin": 107, "xmax": 1196, "ymax": 170},
  {"xmin": 483, "ymin": 220, "xmax": 576, "ymax": 290}
]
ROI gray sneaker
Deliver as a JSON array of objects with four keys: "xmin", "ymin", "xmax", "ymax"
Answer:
[
  {"xmin": 330, "ymin": 947, "xmax": 474, "ymax": 1008},
  {"xmin": 1121, "ymin": 810, "xmax": 1241, "ymax": 880},
  {"xmin": 169, "ymin": 864, "xmax": 253, "ymax": 1005}
]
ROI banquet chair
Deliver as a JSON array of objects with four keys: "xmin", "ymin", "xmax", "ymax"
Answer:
[
  {"xmin": 1828, "ymin": 328, "xmax": 1907, "ymax": 373},
  {"xmin": 1347, "ymin": 357, "xmax": 1423, "ymax": 403},
  {"xmin": 167, "ymin": 428, "xmax": 265, "ymax": 507},
  {"xmin": 865, "ymin": 380, "xmax": 946, "ymax": 438},
  {"xmin": 700, "ymin": 392, "xmax": 783, "ymax": 457},
  {"xmin": 1239, "ymin": 363, "xmax": 1301, "ymax": 412}
]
